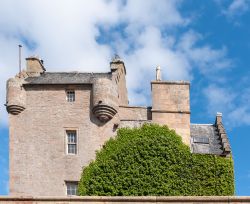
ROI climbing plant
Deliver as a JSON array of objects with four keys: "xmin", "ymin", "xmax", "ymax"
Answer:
[{"xmin": 78, "ymin": 124, "xmax": 234, "ymax": 196}]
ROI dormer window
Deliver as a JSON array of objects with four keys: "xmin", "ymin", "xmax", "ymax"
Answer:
[{"xmin": 66, "ymin": 90, "xmax": 75, "ymax": 102}]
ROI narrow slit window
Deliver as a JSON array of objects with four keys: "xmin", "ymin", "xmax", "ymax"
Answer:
[
  {"xmin": 67, "ymin": 130, "xmax": 77, "ymax": 154},
  {"xmin": 66, "ymin": 90, "xmax": 75, "ymax": 102}
]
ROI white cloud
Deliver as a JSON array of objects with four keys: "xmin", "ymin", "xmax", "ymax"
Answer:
[
  {"xmin": 203, "ymin": 84, "xmax": 250, "ymax": 127},
  {"xmin": 0, "ymin": 0, "xmax": 233, "ymax": 126},
  {"xmin": 177, "ymin": 30, "xmax": 232, "ymax": 74},
  {"xmin": 121, "ymin": 0, "xmax": 188, "ymax": 27},
  {"xmin": 203, "ymin": 85, "xmax": 235, "ymax": 115},
  {"xmin": 224, "ymin": 0, "xmax": 249, "ymax": 16}
]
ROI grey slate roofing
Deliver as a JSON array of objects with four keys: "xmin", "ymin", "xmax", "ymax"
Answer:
[
  {"xmin": 24, "ymin": 72, "xmax": 111, "ymax": 84},
  {"xmin": 190, "ymin": 124, "xmax": 224, "ymax": 155}
]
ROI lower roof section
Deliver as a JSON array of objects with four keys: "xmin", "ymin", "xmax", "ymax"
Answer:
[{"xmin": 191, "ymin": 124, "xmax": 223, "ymax": 155}]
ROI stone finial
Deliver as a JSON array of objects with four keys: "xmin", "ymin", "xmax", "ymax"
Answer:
[
  {"xmin": 217, "ymin": 112, "xmax": 222, "ymax": 117},
  {"xmin": 110, "ymin": 54, "xmax": 126, "ymax": 74},
  {"xmin": 111, "ymin": 54, "xmax": 122, "ymax": 63},
  {"xmin": 216, "ymin": 112, "xmax": 223, "ymax": 124},
  {"xmin": 156, "ymin": 65, "xmax": 161, "ymax": 81}
]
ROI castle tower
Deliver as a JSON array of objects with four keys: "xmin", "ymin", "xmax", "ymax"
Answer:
[
  {"xmin": 151, "ymin": 66, "xmax": 190, "ymax": 146},
  {"xmin": 6, "ymin": 56, "xmax": 230, "ymax": 196}
]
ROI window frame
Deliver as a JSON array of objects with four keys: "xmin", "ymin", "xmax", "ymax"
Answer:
[
  {"xmin": 65, "ymin": 129, "xmax": 78, "ymax": 155},
  {"xmin": 66, "ymin": 90, "xmax": 75, "ymax": 102},
  {"xmin": 65, "ymin": 181, "xmax": 78, "ymax": 196}
]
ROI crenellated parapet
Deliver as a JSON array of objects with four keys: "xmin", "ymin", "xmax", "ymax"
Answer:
[{"xmin": 215, "ymin": 112, "xmax": 231, "ymax": 156}]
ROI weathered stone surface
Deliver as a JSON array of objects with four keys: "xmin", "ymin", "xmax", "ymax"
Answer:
[
  {"xmin": 191, "ymin": 124, "xmax": 223, "ymax": 155},
  {"xmin": 119, "ymin": 106, "xmax": 151, "ymax": 121},
  {"xmin": 151, "ymin": 81, "xmax": 190, "ymax": 146},
  {"xmin": 0, "ymin": 196, "xmax": 250, "ymax": 204}
]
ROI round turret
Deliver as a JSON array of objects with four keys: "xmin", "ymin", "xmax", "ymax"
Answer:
[
  {"xmin": 92, "ymin": 77, "xmax": 118, "ymax": 122},
  {"xmin": 6, "ymin": 77, "xmax": 26, "ymax": 115}
]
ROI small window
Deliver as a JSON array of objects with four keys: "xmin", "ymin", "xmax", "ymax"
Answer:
[
  {"xmin": 66, "ymin": 181, "xmax": 78, "ymax": 195},
  {"xmin": 67, "ymin": 130, "xmax": 77, "ymax": 154},
  {"xmin": 66, "ymin": 90, "xmax": 75, "ymax": 102}
]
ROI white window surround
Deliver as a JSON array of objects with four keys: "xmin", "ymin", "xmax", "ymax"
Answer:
[{"xmin": 65, "ymin": 130, "xmax": 78, "ymax": 155}]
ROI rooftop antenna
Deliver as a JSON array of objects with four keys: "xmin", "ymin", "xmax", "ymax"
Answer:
[{"xmin": 18, "ymin": 44, "xmax": 22, "ymax": 75}]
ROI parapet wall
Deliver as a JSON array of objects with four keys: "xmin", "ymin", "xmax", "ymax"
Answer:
[
  {"xmin": 0, "ymin": 196, "xmax": 250, "ymax": 204},
  {"xmin": 119, "ymin": 106, "xmax": 151, "ymax": 121}
]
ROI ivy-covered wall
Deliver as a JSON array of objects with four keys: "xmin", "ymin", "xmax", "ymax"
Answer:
[{"xmin": 78, "ymin": 124, "xmax": 234, "ymax": 196}]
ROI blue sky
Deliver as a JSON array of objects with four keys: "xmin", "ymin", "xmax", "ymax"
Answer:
[{"xmin": 0, "ymin": 0, "xmax": 250, "ymax": 195}]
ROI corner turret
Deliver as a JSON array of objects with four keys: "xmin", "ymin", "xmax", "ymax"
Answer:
[{"xmin": 6, "ymin": 77, "xmax": 26, "ymax": 115}]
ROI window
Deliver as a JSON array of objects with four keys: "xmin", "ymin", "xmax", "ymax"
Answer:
[
  {"xmin": 67, "ymin": 130, "xmax": 77, "ymax": 154},
  {"xmin": 66, "ymin": 90, "xmax": 75, "ymax": 102},
  {"xmin": 66, "ymin": 181, "xmax": 78, "ymax": 195}
]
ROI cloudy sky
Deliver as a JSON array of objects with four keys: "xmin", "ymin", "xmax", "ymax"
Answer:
[{"xmin": 0, "ymin": 0, "xmax": 250, "ymax": 195}]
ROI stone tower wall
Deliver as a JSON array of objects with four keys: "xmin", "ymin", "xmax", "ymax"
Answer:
[
  {"xmin": 9, "ymin": 84, "xmax": 120, "ymax": 196},
  {"xmin": 6, "ymin": 57, "xmax": 194, "ymax": 196},
  {"xmin": 151, "ymin": 81, "xmax": 190, "ymax": 146}
]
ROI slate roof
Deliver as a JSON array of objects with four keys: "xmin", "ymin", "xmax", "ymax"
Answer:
[
  {"xmin": 190, "ymin": 123, "xmax": 231, "ymax": 156},
  {"xmin": 24, "ymin": 72, "xmax": 111, "ymax": 84}
]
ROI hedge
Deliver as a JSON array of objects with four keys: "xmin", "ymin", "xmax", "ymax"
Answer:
[{"xmin": 78, "ymin": 124, "xmax": 234, "ymax": 196}]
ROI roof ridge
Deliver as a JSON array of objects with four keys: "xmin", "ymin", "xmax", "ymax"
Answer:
[
  {"xmin": 191, "ymin": 123, "xmax": 214, "ymax": 126},
  {"xmin": 44, "ymin": 71, "xmax": 110, "ymax": 74}
]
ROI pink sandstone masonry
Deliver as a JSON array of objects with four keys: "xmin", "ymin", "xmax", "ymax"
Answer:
[
  {"xmin": 6, "ymin": 56, "xmax": 231, "ymax": 196},
  {"xmin": 1, "ymin": 196, "xmax": 250, "ymax": 204},
  {"xmin": 151, "ymin": 81, "xmax": 190, "ymax": 145}
]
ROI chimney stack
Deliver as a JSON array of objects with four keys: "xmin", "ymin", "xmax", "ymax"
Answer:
[{"xmin": 26, "ymin": 56, "xmax": 46, "ymax": 74}]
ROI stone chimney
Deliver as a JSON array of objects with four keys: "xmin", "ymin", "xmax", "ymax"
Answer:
[
  {"xmin": 26, "ymin": 56, "xmax": 46, "ymax": 74},
  {"xmin": 151, "ymin": 66, "xmax": 190, "ymax": 146}
]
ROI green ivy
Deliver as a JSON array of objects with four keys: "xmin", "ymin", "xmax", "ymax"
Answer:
[{"xmin": 78, "ymin": 124, "xmax": 234, "ymax": 196}]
